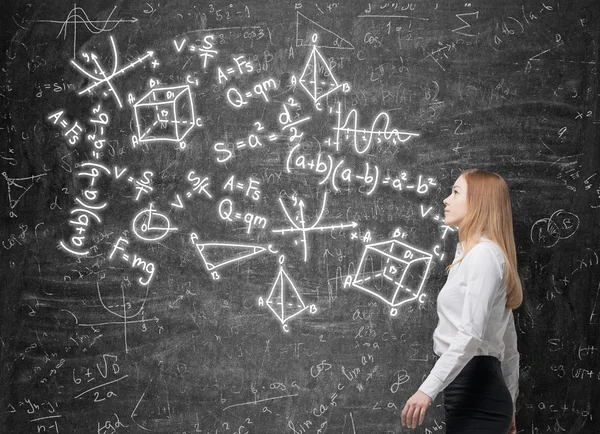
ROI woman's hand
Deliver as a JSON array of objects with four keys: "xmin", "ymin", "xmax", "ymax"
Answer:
[
  {"xmin": 401, "ymin": 390, "xmax": 432, "ymax": 429},
  {"xmin": 508, "ymin": 414, "xmax": 516, "ymax": 434}
]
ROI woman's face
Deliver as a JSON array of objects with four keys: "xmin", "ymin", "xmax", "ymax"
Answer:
[{"xmin": 443, "ymin": 175, "xmax": 468, "ymax": 227}]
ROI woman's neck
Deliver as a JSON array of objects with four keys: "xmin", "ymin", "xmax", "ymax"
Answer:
[{"xmin": 459, "ymin": 232, "xmax": 484, "ymax": 252}]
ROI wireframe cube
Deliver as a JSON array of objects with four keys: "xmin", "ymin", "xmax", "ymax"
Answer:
[
  {"xmin": 352, "ymin": 240, "xmax": 432, "ymax": 308},
  {"xmin": 133, "ymin": 85, "xmax": 196, "ymax": 144}
]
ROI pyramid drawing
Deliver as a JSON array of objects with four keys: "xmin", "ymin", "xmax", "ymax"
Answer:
[
  {"xmin": 298, "ymin": 39, "xmax": 342, "ymax": 104},
  {"xmin": 266, "ymin": 267, "xmax": 309, "ymax": 325}
]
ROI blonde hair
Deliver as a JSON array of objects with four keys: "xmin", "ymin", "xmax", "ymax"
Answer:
[{"xmin": 449, "ymin": 169, "xmax": 523, "ymax": 309}]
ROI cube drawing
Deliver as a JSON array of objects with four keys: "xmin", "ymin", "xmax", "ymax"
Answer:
[
  {"xmin": 352, "ymin": 239, "xmax": 432, "ymax": 307},
  {"xmin": 133, "ymin": 85, "xmax": 196, "ymax": 144}
]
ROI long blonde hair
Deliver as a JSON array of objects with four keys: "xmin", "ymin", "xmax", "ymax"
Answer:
[{"xmin": 449, "ymin": 169, "xmax": 523, "ymax": 309}]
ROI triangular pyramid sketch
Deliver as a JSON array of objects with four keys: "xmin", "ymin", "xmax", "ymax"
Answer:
[
  {"xmin": 266, "ymin": 267, "xmax": 309, "ymax": 324},
  {"xmin": 298, "ymin": 39, "xmax": 342, "ymax": 103},
  {"xmin": 296, "ymin": 12, "xmax": 354, "ymax": 49},
  {"xmin": 2, "ymin": 172, "xmax": 46, "ymax": 210},
  {"xmin": 192, "ymin": 241, "xmax": 267, "ymax": 271}
]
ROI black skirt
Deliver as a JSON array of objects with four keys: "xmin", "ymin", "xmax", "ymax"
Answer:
[{"xmin": 443, "ymin": 356, "xmax": 514, "ymax": 434}]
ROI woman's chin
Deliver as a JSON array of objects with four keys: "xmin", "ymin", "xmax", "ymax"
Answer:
[{"xmin": 444, "ymin": 218, "xmax": 458, "ymax": 227}]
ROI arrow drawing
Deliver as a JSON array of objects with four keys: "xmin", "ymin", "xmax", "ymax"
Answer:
[
  {"xmin": 272, "ymin": 191, "xmax": 357, "ymax": 261},
  {"xmin": 70, "ymin": 35, "xmax": 154, "ymax": 108}
]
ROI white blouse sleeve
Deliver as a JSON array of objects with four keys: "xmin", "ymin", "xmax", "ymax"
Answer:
[
  {"xmin": 418, "ymin": 244, "xmax": 505, "ymax": 401},
  {"xmin": 501, "ymin": 310, "xmax": 519, "ymax": 411}
]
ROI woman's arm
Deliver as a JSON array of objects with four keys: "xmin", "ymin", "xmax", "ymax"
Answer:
[
  {"xmin": 402, "ymin": 244, "xmax": 505, "ymax": 429},
  {"xmin": 502, "ymin": 309, "xmax": 519, "ymax": 411},
  {"xmin": 418, "ymin": 244, "xmax": 505, "ymax": 400}
]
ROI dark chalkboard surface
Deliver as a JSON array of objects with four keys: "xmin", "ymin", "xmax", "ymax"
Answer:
[{"xmin": 1, "ymin": 0, "xmax": 599, "ymax": 433}]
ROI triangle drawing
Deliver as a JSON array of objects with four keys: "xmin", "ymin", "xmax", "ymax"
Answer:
[
  {"xmin": 296, "ymin": 12, "xmax": 354, "ymax": 49},
  {"xmin": 192, "ymin": 242, "xmax": 267, "ymax": 271},
  {"xmin": 2, "ymin": 172, "xmax": 46, "ymax": 210}
]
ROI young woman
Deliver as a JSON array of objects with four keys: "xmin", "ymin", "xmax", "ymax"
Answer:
[{"xmin": 401, "ymin": 169, "xmax": 522, "ymax": 434}]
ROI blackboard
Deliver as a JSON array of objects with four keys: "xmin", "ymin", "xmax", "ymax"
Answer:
[{"xmin": 1, "ymin": 0, "xmax": 599, "ymax": 433}]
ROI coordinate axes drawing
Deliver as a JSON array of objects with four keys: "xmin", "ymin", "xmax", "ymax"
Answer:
[
  {"xmin": 331, "ymin": 102, "xmax": 421, "ymax": 153},
  {"xmin": 272, "ymin": 191, "xmax": 357, "ymax": 262},
  {"xmin": 76, "ymin": 281, "xmax": 159, "ymax": 354},
  {"xmin": 70, "ymin": 35, "xmax": 154, "ymax": 108},
  {"xmin": 32, "ymin": 4, "xmax": 138, "ymax": 58}
]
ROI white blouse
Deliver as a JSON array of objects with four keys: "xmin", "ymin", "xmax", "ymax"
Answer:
[{"xmin": 418, "ymin": 239, "xmax": 519, "ymax": 409}]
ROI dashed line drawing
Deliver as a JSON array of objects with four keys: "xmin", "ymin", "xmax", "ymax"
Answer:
[
  {"xmin": 530, "ymin": 209, "xmax": 580, "ymax": 248},
  {"xmin": 2, "ymin": 172, "xmax": 46, "ymax": 217},
  {"xmin": 296, "ymin": 12, "xmax": 354, "ymax": 49},
  {"xmin": 349, "ymin": 239, "xmax": 432, "ymax": 315},
  {"xmin": 32, "ymin": 4, "xmax": 138, "ymax": 58},
  {"xmin": 132, "ymin": 84, "xmax": 199, "ymax": 148},
  {"xmin": 295, "ymin": 34, "xmax": 346, "ymax": 105},
  {"xmin": 70, "ymin": 35, "xmax": 154, "ymax": 108},
  {"xmin": 331, "ymin": 102, "xmax": 420, "ymax": 154},
  {"xmin": 272, "ymin": 191, "xmax": 358, "ymax": 262},
  {"xmin": 260, "ymin": 263, "xmax": 317, "ymax": 332},
  {"xmin": 189, "ymin": 233, "xmax": 268, "ymax": 277}
]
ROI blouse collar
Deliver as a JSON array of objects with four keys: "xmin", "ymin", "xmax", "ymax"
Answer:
[{"xmin": 455, "ymin": 234, "xmax": 490, "ymax": 261}]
